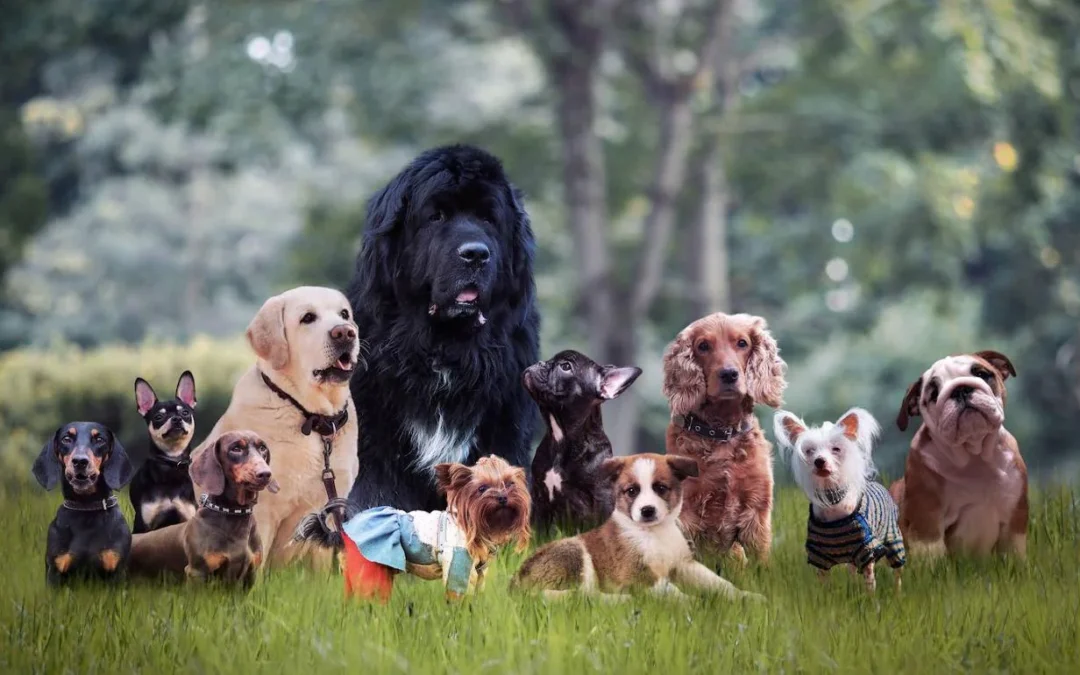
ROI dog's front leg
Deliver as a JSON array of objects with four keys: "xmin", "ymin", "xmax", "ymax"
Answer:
[
  {"xmin": 673, "ymin": 561, "xmax": 766, "ymax": 603},
  {"xmin": 817, "ymin": 568, "xmax": 830, "ymax": 585},
  {"xmin": 862, "ymin": 564, "xmax": 876, "ymax": 593},
  {"xmin": 649, "ymin": 577, "xmax": 689, "ymax": 602}
]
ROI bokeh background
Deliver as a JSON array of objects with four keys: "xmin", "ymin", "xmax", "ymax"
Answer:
[{"xmin": 2, "ymin": 0, "xmax": 1078, "ymax": 488}]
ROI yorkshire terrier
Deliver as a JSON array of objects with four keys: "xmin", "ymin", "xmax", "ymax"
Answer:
[
  {"xmin": 294, "ymin": 454, "xmax": 531, "ymax": 602},
  {"xmin": 774, "ymin": 407, "xmax": 905, "ymax": 593}
]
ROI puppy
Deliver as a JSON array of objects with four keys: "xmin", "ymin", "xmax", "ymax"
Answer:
[
  {"xmin": 32, "ymin": 422, "xmax": 134, "ymax": 585},
  {"xmin": 775, "ymin": 408, "xmax": 904, "ymax": 592},
  {"xmin": 193, "ymin": 286, "xmax": 360, "ymax": 568},
  {"xmin": 523, "ymin": 350, "xmax": 641, "ymax": 533},
  {"xmin": 512, "ymin": 453, "xmax": 764, "ymax": 603},
  {"xmin": 662, "ymin": 312, "xmax": 787, "ymax": 563},
  {"xmin": 295, "ymin": 455, "xmax": 530, "ymax": 602},
  {"xmin": 129, "ymin": 371, "xmax": 198, "ymax": 534},
  {"xmin": 891, "ymin": 351, "xmax": 1028, "ymax": 558}
]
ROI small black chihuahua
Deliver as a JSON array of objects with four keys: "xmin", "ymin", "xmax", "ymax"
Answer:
[
  {"xmin": 32, "ymin": 422, "xmax": 134, "ymax": 585},
  {"xmin": 522, "ymin": 350, "xmax": 641, "ymax": 533},
  {"xmin": 129, "ymin": 371, "xmax": 198, "ymax": 534}
]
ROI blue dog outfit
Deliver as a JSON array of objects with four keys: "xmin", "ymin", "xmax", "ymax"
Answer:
[{"xmin": 805, "ymin": 482, "xmax": 906, "ymax": 572}]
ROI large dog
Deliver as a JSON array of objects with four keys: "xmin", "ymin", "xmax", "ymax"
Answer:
[
  {"xmin": 346, "ymin": 145, "xmax": 540, "ymax": 512},
  {"xmin": 191, "ymin": 286, "xmax": 360, "ymax": 567}
]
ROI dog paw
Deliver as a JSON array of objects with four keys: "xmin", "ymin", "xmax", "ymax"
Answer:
[{"xmin": 741, "ymin": 591, "xmax": 767, "ymax": 604}]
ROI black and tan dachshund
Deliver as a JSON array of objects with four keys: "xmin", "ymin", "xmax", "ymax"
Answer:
[{"xmin": 32, "ymin": 422, "xmax": 134, "ymax": 585}]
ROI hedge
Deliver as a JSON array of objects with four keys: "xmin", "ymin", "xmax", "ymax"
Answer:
[{"xmin": 0, "ymin": 337, "xmax": 252, "ymax": 487}]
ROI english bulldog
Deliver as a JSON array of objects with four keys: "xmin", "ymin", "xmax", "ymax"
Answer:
[{"xmin": 890, "ymin": 350, "xmax": 1028, "ymax": 558}]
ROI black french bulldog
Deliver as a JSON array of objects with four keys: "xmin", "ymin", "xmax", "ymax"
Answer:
[
  {"xmin": 32, "ymin": 422, "xmax": 134, "ymax": 585},
  {"xmin": 129, "ymin": 371, "xmax": 198, "ymax": 534},
  {"xmin": 522, "ymin": 350, "xmax": 642, "ymax": 534}
]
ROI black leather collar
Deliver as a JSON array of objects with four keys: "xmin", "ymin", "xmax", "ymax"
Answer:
[
  {"xmin": 63, "ymin": 495, "xmax": 119, "ymax": 512},
  {"xmin": 260, "ymin": 371, "xmax": 349, "ymax": 437},
  {"xmin": 672, "ymin": 413, "xmax": 752, "ymax": 442},
  {"xmin": 152, "ymin": 453, "xmax": 191, "ymax": 469},
  {"xmin": 199, "ymin": 493, "xmax": 253, "ymax": 517}
]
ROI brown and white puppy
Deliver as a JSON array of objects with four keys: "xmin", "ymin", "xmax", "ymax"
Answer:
[
  {"xmin": 192, "ymin": 286, "xmax": 361, "ymax": 568},
  {"xmin": 662, "ymin": 312, "xmax": 787, "ymax": 564},
  {"xmin": 890, "ymin": 351, "xmax": 1028, "ymax": 558},
  {"xmin": 512, "ymin": 453, "xmax": 764, "ymax": 603}
]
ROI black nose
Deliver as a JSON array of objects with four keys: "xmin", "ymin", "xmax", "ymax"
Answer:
[
  {"xmin": 951, "ymin": 385, "xmax": 974, "ymax": 402},
  {"xmin": 72, "ymin": 457, "xmax": 89, "ymax": 469},
  {"xmin": 639, "ymin": 505, "xmax": 657, "ymax": 520},
  {"xmin": 496, "ymin": 495, "xmax": 508, "ymax": 506},
  {"xmin": 719, "ymin": 368, "xmax": 740, "ymax": 384},
  {"xmin": 330, "ymin": 324, "xmax": 356, "ymax": 342},
  {"xmin": 814, "ymin": 457, "xmax": 826, "ymax": 470},
  {"xmin": 255, "ymin": 469, "xmax": 272, "ymax": 482},
  {"xmin": 457, "ymin": 242, "xmax": 490, "ymax": 265}
]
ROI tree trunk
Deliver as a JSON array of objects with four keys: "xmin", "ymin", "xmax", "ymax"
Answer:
[{"xmin": 689, "ymin": 136, "xmax": 731, "ymax": 317}]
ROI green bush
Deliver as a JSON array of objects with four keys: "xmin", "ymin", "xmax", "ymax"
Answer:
[{"xmin": 0, "ymin": 337, "xmax": 252, "ymax": 485}]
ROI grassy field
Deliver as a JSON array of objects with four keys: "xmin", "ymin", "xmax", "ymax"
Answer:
[{"xmin": 2, "ymin": 486, "xmax": 1078, "ymax": 675}]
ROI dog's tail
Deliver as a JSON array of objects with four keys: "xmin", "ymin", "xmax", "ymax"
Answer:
[{"xmin": 291, "ymin": 498, "xmax": 357, "ymax": 550}]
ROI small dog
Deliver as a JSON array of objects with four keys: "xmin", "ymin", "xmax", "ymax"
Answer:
[
  {"xmin": 774, "ymin": 408, "xmax": 904, "ymax": 592},
  {"xmin": 129, "ymin": 371, "xmax": 198, "ymax": 534},
  {"xmin": 32, "ymin": 422, "xmax": 134, "ymax": 585},
  {"xmin": 891, "ymin": 351, "xmax": 1028, "ymax": 558},
  {"xmin": 294, "ymin": 455, "xmax": 531, "ymax": 602},
  {"xmin": 662, "ymin": 312, "xmax": 787, "ymax": 563},
  {"xmin": 182, "ymin": 430, "xmax": 279, "ymax": 586},
  {"xmin": 512, "ymin": 453, "xmax": 764, "ymax": 603},
  {"xmin": 523, "ymin": 350, "xmax": 641, "ymax": 533}
]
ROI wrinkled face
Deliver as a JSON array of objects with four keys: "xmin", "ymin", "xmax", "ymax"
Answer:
[
  {"xmin": 136, "ymin": 373, "xmax": 196, "ymax": 456},
  {"xmin": 218, "ymin": 431, "xmax": 277, "ymax": 493},
  {"xmin": 915, "ymin": 355, "xmax": 1008, "ymax": 444},
  {"xmin": 56, "ymin": 424, "xmax": 110, "ymax": 495},
  {"xmin": 609, "ymin": 455, "xmax": 694, "ymax": 528},
  {"xmin": 522, "ymin": 350, "xmax": 641, "ymax": 418}
]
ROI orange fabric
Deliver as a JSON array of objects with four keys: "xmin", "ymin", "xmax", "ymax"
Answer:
[{"xmin": 342, "ymin": 533, "xmax": 394, "ymax": 603}]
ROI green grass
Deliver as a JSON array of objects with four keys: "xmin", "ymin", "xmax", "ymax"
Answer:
[{"xmin": 2, "ymin": 487, "xmax": 1078, "ymax": 674}]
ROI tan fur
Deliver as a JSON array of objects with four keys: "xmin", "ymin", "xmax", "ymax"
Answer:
[
  {"xmin": 890, "ymin": 352, "xmax": 1028, "ymax": 558},
  {"xmin": 661, "ymin": 313, "xmax": 786, "ymax": 562},
  {"xmin": 54, "ymin": 553, "xmax": 73, "ymax": 574},
  {"xmin": 191, "ymin": 287, "xmax": 360, "ymax": 568},
  {"xmin": 99, "ymin": 549, "xmax": 121, "ymax": 572},
  {"xmin": 129, "ymin": 523, "xmax": 188, "ymax": 577},
  {"xmin": 199, "ymin": 552, "xmax": 228, "ymax": 572}
]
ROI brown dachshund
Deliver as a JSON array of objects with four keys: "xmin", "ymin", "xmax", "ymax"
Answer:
[
  {"xmin": 662, "ymin": 312, "xmax": 787, "ymax": 565},
  {"xmin": 128, "ymin": 430, "xmax": 278, "ymax": 587}
]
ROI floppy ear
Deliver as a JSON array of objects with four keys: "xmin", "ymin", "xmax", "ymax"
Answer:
[
  {"xmin": 662, "ymin": 332, "xmax": 705, "ymax": 415},
  {"xmin": 31, "ymin": 430, "xmax": 62, "ymax": 491},
  {"xmin": 745, "ymin": 316, "xmax": 787, "ymax": 408},
  {"xmin": 134, "ymin": 378, "xmax": 157, "ymax": 416},
  {"xmin": 598, "ymin": 457, "xmax": 624, "ymax": 484},
  {"xmin": 896, "ymin": 377, "xmax": 923, "ymax": 432},
  {"xmin": 246, "ymin": 294, "xmax": 289, "ymax": 371},
  {"xmin": 347, "ymin": 168, "xmax": 411, "ymax": 307},
  {"xmin": 103, "ymin": 431, "xmax": 134, "ymax": 490},
  {"xmin": 599, "ymin": 366, "xmax": 642, "ymax": 400},
  {"xmin": 434, "ymin": 463, "xmax": 473, "ymax": 495},
  {"xmin": 190, "ymin": 441, "xmax": 226, "ymax": 496},
  {"xmin": 666, "ymin": 455, "xmax": 699, "ymax": 482},
  {"xmin": 773, "ymin": 411, "xmax": 806, "ymax": 450},
  {"xmin": 175, "ymin": 371, "xmax": 197, "ymax": 409},
  {"xmin": 973, "ymin": 350, "xmax": 1016, "ymax": 380},
  {"xmin": 836, "ymin": 407, "xmax": 881, "ymax": 455},
  {"xmin": 506, "ymin": 185, "xmax": 537, "ymax": 312}
]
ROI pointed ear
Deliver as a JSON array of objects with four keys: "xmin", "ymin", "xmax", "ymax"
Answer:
[
  {"xmin": 745, "ymin": 316, "xmax": 787, "ymax": 408},
  {"xmin": 973, "ymin": 350, "xmax": 1016, "ymax": 380},
  {"xmin": 31, "ymin": 430, "xmax": 62, "ymax": 490},
  {"xmin": 897, "ymin": 377, "xmax": 923, "ymax": 432},
  {"xmin": 598, "ymin": 457, "xmax": 624, "ymax": 484},
  {"xmin": 599, "ymin": 366, "xmax": 642, "ymax": 400},
  {"xmin": 246, "ymin": 295, "xmax": 289, "ymax": 371},
  {"xmin": 175, "ymin": 371, "xmax": 197, "ymax": 409},
  {"xmin": 134, "ymin": 378, "xmax": 157, "ymax": 416},
  {"xmin": 434, "ymin": 463, "xmax": 472, "ymax": 495},
  {"xmin": 666, "ymin": 455, "xmax": 699, "ymax": 482},
  {"xmin": 102, "ymin": 431, "xmax": 134, "ymax": 490},
  {"xmin": 662, "ymin": 332, "xmax": 705, "ymax": 415},
  {"xmin": 773, "ymin": 411, "xmax": 806, "ymax": 449},
  {"xmin": 190, "ymin": 439, "xmax": 226, "ymax": 496},
  {"xmin": 836, "ymin": 407, "xmax": 881, "ymax": 453}
]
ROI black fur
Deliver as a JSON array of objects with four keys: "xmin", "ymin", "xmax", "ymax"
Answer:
[
  {"xmin": 524, "ymin": 350, "xmax": 642, "ymax": 533},
  {"xmin": 32, "ymin": 422, "xmax": 133, "ymax": 586},
  {"xmin": 129, "ymin": 372, "xmax": 198, "ymax": 533},
  {"xmin": 346, "ymin": 145, "xmax": 540, "ymax": 512}
]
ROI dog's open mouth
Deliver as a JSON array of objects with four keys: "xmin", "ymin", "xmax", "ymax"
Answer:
[
  {"xmin": 314, "ymin": 350, "xmax": 356, "ymax": 382},
  {"xmin": 428, "ymin": 287, "xmax": 488, "ymax": 326}
]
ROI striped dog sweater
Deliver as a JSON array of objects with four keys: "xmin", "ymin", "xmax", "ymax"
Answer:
[{"xmin": 805, "ymin": 482, "xmax": 906, "ymax": 572}]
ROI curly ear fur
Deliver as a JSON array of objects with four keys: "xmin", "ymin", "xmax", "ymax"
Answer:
[
  {"xmin": 32, "ymin": 430, "xmax": 61, "ymax": 491},
  {"xmin": 665, "ymin": 455, "xmax": 699, "ymax": 482},
  {"xmin": 246, "ymin": 294, "xmax": 289, "ymax": 371},
  {"xmin": 434, "ymin": 462, "xmax": 472, "ymax": 495},
  {"xmin": 190, "ymin": 440, "xmax": 226, "ymax": 496},
  {"xmin": 102, "ymin": 432, "xmax": 133, "ymax": 490},
  {"xmin": 744, "ymin": 316, "xmax": 787, "ymax": 408},
  {"xmin": 897, "ymin": 377, "xmax": 923, "ymax": 432},
  {"xmin": 662, "ymin": 332, "xmax": 705, "ymax": 416}
]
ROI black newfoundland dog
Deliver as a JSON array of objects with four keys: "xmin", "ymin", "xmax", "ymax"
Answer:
[{"xmin": 346, "ymin": 145, "xmax": 540, "ymax": 512}]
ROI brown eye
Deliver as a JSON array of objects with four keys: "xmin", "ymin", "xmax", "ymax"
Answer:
[
  {"xmin": 300, "ymin": 312, "xmax": 316, "ymax": 325},
  {"xmin": 477, "ymin": 485, "xmax": 488, "ymax": 494},
  {"xmin": 653, "ymin": 483, "xmax": 668, "ymax": 495},
  {"xmin": 972, "ymin": 367, "xmax": 992, "ymax": 382},
  {"xmin": 229, "ymin": 445, "xmax": 243, "ymax": 454},
  {"xmin": 625, "ymin": 485, "xmax": 640, "ymax": 498},
  {"xmin": 831, "ymin": 446, "xmax": 842, "ymax": 454},
  {"xmin": 559, "ymin": 361, "xmax": 572, "ymax": 372},
  {"xmin": 429, "ymin": 209, "xmax": 445, "ymax": 223},
  {"xmin": 696, "ymin": 341, "xmax": 710, "ymax": 353},
  {"xmin": 736, "ymin": 338, "xmax": 749, "ymax": 349},
  {"xmin": 340, "ymin": 309, "xmax": 350, "ymax": 320}
]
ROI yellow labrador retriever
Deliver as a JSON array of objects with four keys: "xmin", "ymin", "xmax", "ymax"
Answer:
[{"xmin": 192, "ymin": 286, "xmax": 360, "ymax": 568}]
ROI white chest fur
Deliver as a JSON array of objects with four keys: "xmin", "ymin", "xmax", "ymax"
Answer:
[
  {"xmin": 923, "ymin": 443, "xmax": 1024, "ymax": 549},
  {"xmin": 140, "ymin": 497, "xmax": 197, "ymax": 526},
  {"xmin": 407, "ymin": 414, "xmax": 475, "ymax": 473},
  {"xmin": 613, "ymin": 511, "xmax": 693, "ymax": 579}
]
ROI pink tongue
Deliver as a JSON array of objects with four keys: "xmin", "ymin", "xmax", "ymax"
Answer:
[{"xmin": 456, "ymin": 289, "xmax": 478, "ymax": 303}]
